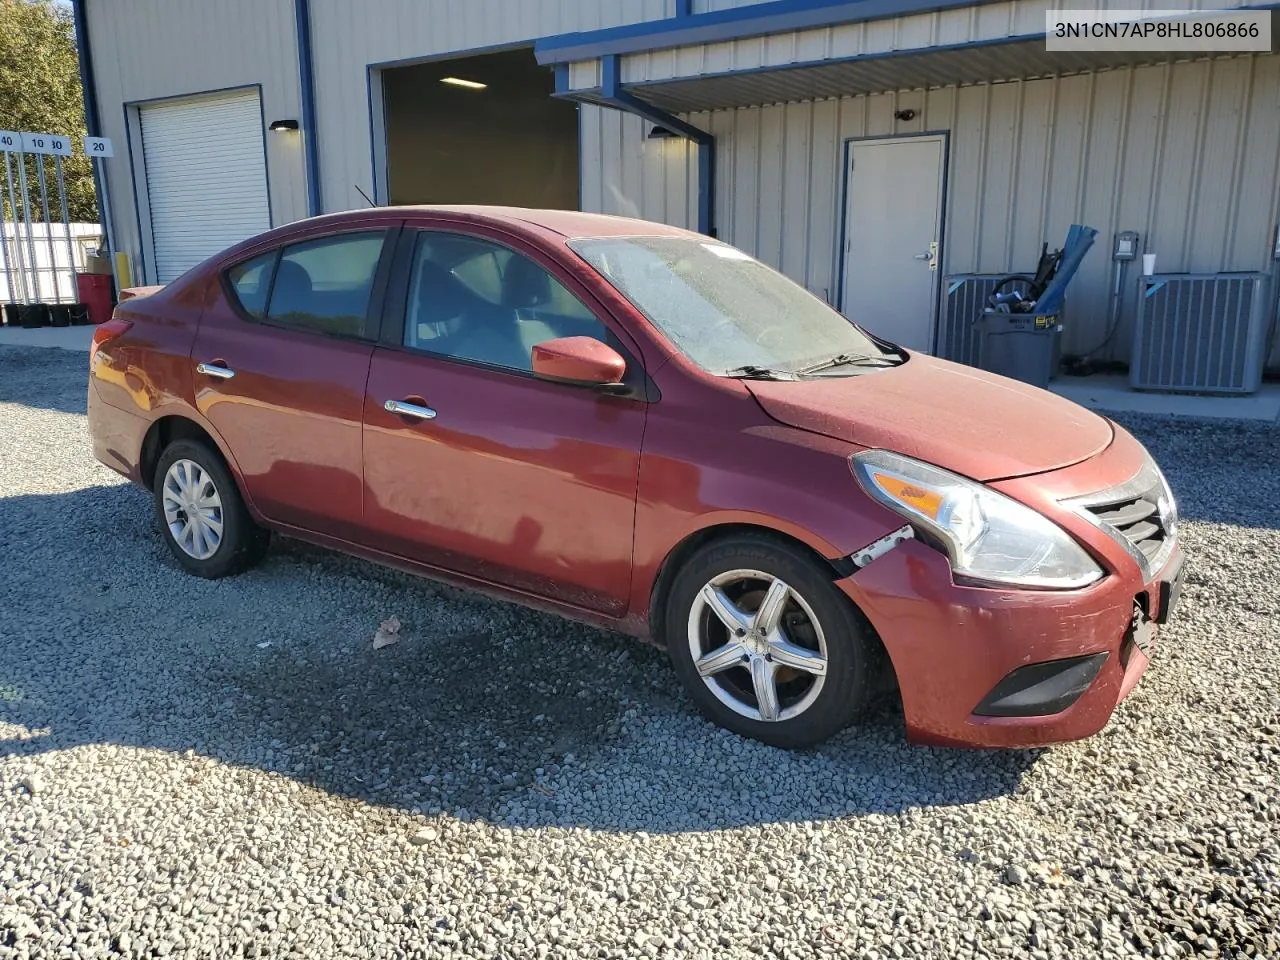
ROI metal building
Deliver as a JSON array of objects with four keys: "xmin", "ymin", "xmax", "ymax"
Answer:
[{"xmin": 74, "ymin": 0, "xmax": 1280, "ymax": 372}]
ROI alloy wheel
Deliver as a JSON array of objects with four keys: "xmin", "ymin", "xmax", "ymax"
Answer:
[
  {"xmin": 161, "ymin": 458, "xmax": 224, "ymax": 560},
  {"xmin": 686, "ymin": 569, "xmax": 828, "ymax": 722}
]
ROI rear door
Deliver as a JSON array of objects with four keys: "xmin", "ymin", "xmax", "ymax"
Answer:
[
  {"xmin": 360, "ymin": 224, "xmax": 648, "ymax": 615},
  {"xmin": 192, "ymin": 222, "xmax": 400, "ymax": 540}
]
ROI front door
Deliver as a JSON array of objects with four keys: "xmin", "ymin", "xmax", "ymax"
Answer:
[
  {"xmin": 840, "ymin": 135, "xmax": 946, "ymax": 353},
  {"xmin": 361, "ymin": 227, "xmax": 647, "ymax": 615}
]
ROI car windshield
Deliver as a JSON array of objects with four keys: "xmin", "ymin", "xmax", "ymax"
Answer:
[{"xmin": 568, "ymin": 236, "xmax": 897, "ymax": 376}]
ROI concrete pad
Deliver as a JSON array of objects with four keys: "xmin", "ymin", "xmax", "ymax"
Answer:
[
  {"xmin": 1052, "ymin": 374, "xmax": 1280, "ymax": 423},
  {"xmin": 0, "ymin": 325, "xmax": 95, "ymax": 353}
]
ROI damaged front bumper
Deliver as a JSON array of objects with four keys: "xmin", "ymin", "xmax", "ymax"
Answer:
[{"xmin": 835, "ymin": 536, "xmax": 1182, "ymax": 749}]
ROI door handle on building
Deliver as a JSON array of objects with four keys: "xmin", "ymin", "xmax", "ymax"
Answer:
[
  {"xmin": 914, "ymin": 241, "xmax": 939, "ymax": 270},
  {"xmin": 385, "ymin": 399, "xmax": 437, "ymax": 420},
  {"xmin": 196, "ymin": 362, "xmax": 236, "ymax": 380}
]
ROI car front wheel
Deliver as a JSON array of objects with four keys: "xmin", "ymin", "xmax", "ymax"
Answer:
[
  {"xmin": 153, "ymin": 439, "xmax": 269, "ymax": 579},
  {"xmin": 664, "ymin": 534, "xmax": 875, "ymax": 749}
]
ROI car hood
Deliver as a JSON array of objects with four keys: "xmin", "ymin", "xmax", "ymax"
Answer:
[{"xmin": 745, "ymin": 354, "xmax": 1114, "ymax": 482}]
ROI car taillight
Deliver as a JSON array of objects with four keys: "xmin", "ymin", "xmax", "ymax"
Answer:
[{"xmin": 89, "ymin": 317, "xmax": 133, "ymax": 366}]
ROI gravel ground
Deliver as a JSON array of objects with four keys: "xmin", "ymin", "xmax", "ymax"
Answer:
[{"xmin": 1, "ymin": 344, "xmax": 1278, "ymax": 960}]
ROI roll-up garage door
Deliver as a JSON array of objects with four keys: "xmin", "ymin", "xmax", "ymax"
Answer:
[{"xmin": 140, "ymin": 90, "xmax": 271, "ymax": 282}]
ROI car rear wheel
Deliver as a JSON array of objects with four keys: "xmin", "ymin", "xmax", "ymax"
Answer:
[
  {"xmin": 664, "ymin": 534, "xmax": 874, "ymax": 749},
  {"xmin": 153, "ymin": 439, "xmax": 269, "ymax": 578}
]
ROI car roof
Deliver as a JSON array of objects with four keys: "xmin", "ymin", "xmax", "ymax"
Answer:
[{"xmin": 288, "ymin": 205, "xmax": 699, "ymax": 241}]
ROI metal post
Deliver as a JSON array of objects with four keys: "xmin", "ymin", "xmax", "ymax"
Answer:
[
  {"xmin": 35, "ymin": 153, "xmax": 61, "ymax": 303},
  {"xmin": 54, "ymin": 155, "xmax": 78, "ymax": 303},
  {"xmin": 4, "ymin": 152, "xmax": 30, "ymax": 304},
  {"xmin": 16, "ymin": 153, "xmax": 41, "ymax": 304},
  {"xmin": 0, "ymin": 156, "xmax": 17, "ymax": 305},
  {"xmin": 94, "ymin": 157, "xmax": 116, "ymax": 266}
]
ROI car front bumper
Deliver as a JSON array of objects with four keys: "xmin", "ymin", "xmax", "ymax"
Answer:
[{"xmin": 838, "ymin": 538, "xmax": 1182, "ymax": 748}]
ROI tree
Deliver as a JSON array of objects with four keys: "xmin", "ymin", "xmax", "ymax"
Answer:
[{"xmin": 0, "ymin": 0, "xmax": 97, "ymax": 223}]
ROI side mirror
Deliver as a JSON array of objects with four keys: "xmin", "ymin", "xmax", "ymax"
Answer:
[{"xmin": 531, "ymin": 336, "xmax": 626, "ymax": 386}]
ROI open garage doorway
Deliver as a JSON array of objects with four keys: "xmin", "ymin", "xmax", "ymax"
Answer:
[{"xmin": 376, "ymin": 48, "xmax": 578, "ymax": 209}]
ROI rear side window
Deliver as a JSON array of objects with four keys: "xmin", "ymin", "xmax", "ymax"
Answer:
[
  {"xmin": 265, "ymin": 232, "xmax": 386, "ymax": 339},
  {"xmin": 227, "ymin": 251, "xmax": 276, "ymax": 318},
  {"xmin": 225, "ymin": 231, "xmax": 387, "ymax": 339}
]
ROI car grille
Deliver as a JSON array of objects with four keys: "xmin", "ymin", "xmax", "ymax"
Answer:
[
  {"xmin": 1084, "ymin": 483, "xmax": 1170, "ymax": 564},
  {"xmin": 1069, "ymin": 463, "xmax": 1177, "ymax": 579}
]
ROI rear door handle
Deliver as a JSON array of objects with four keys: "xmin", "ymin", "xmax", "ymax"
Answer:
[
  {"xmin": 385, "ymin": 399, "xmax": 437, "ymax": 420},
  {"xmin": 196, "ymin": 362, "xmax": 236, "ymax": 380}
]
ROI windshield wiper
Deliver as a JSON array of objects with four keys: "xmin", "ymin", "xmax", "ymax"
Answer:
[
  {"xmin": 722, "ymin": 365, "xmax": 801, "ymax": 381},
  {"xmin": 794, "ymin": 353, "xmax": 900, "ymax": 376}
]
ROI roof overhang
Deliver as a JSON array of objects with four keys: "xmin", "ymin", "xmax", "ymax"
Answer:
[
  {"xmin": 539, "ymin": 0, "xmax": 1278, "ymax": 115},
  {"xmin": 568, "ymin": 36, "xmax": 1271, "ymax": 114}
]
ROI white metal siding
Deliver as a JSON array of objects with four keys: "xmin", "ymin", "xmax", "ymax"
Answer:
[
  {"xmin": 624, "ymin": 0, "xmax": 1257, "ymax": 85},
  {"xmin": 141, "ymin": 92, "xmax": 271, "ymax": 282},
  {"xmin": 84, "ymin": 0, "xmax": 306, "ymax": 283},
  {"xmin": 581, "ymin": 54, "xmax": 1280, "ymax": 363}
]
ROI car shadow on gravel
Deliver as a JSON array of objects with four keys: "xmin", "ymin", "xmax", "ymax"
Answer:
[
  {"xmin": 0, "ymin": 347, "xmax": 90, "ymax": 415},
  {"xmin": 0, "ymin": 484, "xmax": 1042, "ymax": 833}
]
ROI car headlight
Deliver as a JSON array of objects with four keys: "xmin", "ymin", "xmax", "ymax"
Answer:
[{"xmin": 851, "ymin": 450, "xmax": 1104, "ymax": 590}]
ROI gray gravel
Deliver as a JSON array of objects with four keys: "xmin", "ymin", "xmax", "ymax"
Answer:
[{"xmin": 2, "ymin": 344, "xmax": 1279, "ymax": 960}]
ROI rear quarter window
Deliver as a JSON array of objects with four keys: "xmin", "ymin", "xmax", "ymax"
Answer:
[{"xmin": 226, "ymin": 251, "xmax": 276, "ymax": 318}]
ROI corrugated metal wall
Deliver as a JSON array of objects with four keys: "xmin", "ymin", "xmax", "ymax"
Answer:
[
  {"xmin": 582, "ymin": 54, "xmax": 1280, "ymax": 362},
  {"xmin": 85, "ymin": 0, "xmax": 307, "ymax": 282},
  {"xmin": 306, "ymin": 0, "xmax": 673, "ymax": 213}
]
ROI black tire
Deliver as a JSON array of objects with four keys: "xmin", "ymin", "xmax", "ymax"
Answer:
[
  {"xmin": 152, "ymin": 438, "xmax": 269, "ymax": 579},
  {"xmin": 664, "ymin": 533, "xmax": 874, "ymax": 749}
]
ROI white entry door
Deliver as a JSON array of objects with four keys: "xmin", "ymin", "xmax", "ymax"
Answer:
[
  {"xmin": 840, "ymin": 135, "xmax": 946, "ymax": 353},
  {"xmin": 140, "ymin": 90, "xmax": 271, "ymax": 282}
]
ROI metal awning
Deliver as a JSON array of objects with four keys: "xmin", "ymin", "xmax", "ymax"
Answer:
[{"xmin": 572, "ymin": 38, "xmax": 1254, "ymax": 115}]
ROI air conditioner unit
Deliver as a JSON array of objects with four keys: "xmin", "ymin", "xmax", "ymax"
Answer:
[
  {"xmin": 1130, "ymin": 273, "xmax": 1272, "ymax": 394},
  {"xmin": 937, "ymin": 275, "xmax": 1030, "ymax": 366}
]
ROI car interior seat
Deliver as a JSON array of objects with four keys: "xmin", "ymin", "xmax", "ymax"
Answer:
[{"xmin": 501, "ymin": 255, "xmax": 561, "ymax": 362}]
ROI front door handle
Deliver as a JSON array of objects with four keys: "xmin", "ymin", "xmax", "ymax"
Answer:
[
  {"xmin": 196, "ymin": 362, "xmax": 236, "ymax": 380},
  {"xmin": 912, "ymin": 252, "xmax": 931, "ymax": 261},
  {"xmin": 385, "ymin": 399, "xmax": 437, "ymax": 420}
]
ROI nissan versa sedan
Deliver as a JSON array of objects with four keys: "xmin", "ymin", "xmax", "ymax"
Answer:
[{"xmin": 88, "ymin": 206, "xmax": 1183, "ymax": 749}]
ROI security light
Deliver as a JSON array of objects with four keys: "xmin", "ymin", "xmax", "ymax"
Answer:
[{"xmin": 269, "ymin": 119, "xmax": 299, "ymax": 132}]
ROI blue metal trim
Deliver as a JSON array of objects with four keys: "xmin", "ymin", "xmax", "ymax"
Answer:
[
  {"xmin": 554, "ymin": 63, "xmax": 570, "ymax": 96},
  {"xmin": 367, "ymin": 39, "xmax": 532, "ymax": 72},
  {"xmin": 366, "ymin": 66, "xmax": 381, "ymax": 205},
  {"xmin": 674, "ymin": 0, "xmax": 693, "ymax": 16},
  {"xmin": 598, "ymin": 55, "xmax": 715, "ymax": 236},
  {"xmin": 294, "ymin": 0, "xmax": 322, "ymax": 216},
  {"xmin": 72, "ymin": 0, "xmax": 112, "ymax": 254},
  {"xmin": 71, "ymin": 0, "xmax": 100, "ymax": 136},
  {"xmin": 536, "ymin": 0, "xmax": 984, "ymax": 64}
]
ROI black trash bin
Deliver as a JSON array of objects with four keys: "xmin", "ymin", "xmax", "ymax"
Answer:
[{"xmin": 976, "ymin": 309, "xmax": 1061, "ymax": 389}]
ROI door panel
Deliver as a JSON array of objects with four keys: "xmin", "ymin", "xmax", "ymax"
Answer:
[
  {"xmin": 841, "ymin": 136, "xmax": 946, "ymax": 353},
  {"xmin": 362, "ymin": 351, "xmax": 645, "ymax": 615},
  {"xmin": 191, "ymin": 225, "xmax": 396, "ymax": 539},
  {"xmin": 192, "ymin": 304, "xmax": 373, "ymax": 538}
]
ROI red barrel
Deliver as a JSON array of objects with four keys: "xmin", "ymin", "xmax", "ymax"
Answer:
[{"xmin": 76, "ymin": 273, "xmax": 116, "ymax": 325}]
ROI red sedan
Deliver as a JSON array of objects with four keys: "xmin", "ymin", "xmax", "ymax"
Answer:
[{"xmin": 88, "ymin": 207, "xmax": 1183, "ymax": 749}]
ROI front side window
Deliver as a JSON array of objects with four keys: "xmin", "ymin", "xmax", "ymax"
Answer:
[
  {"xmin": 403, "ymin": 232, "xmax": 605, "ymax": 372},
  {"xmin": 569, "ymin": 236, "xmax": 895, "ymax": 376},
  {"xmin": 238, "ymin": 231, "xmax": 387, "ymax": 339}
]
